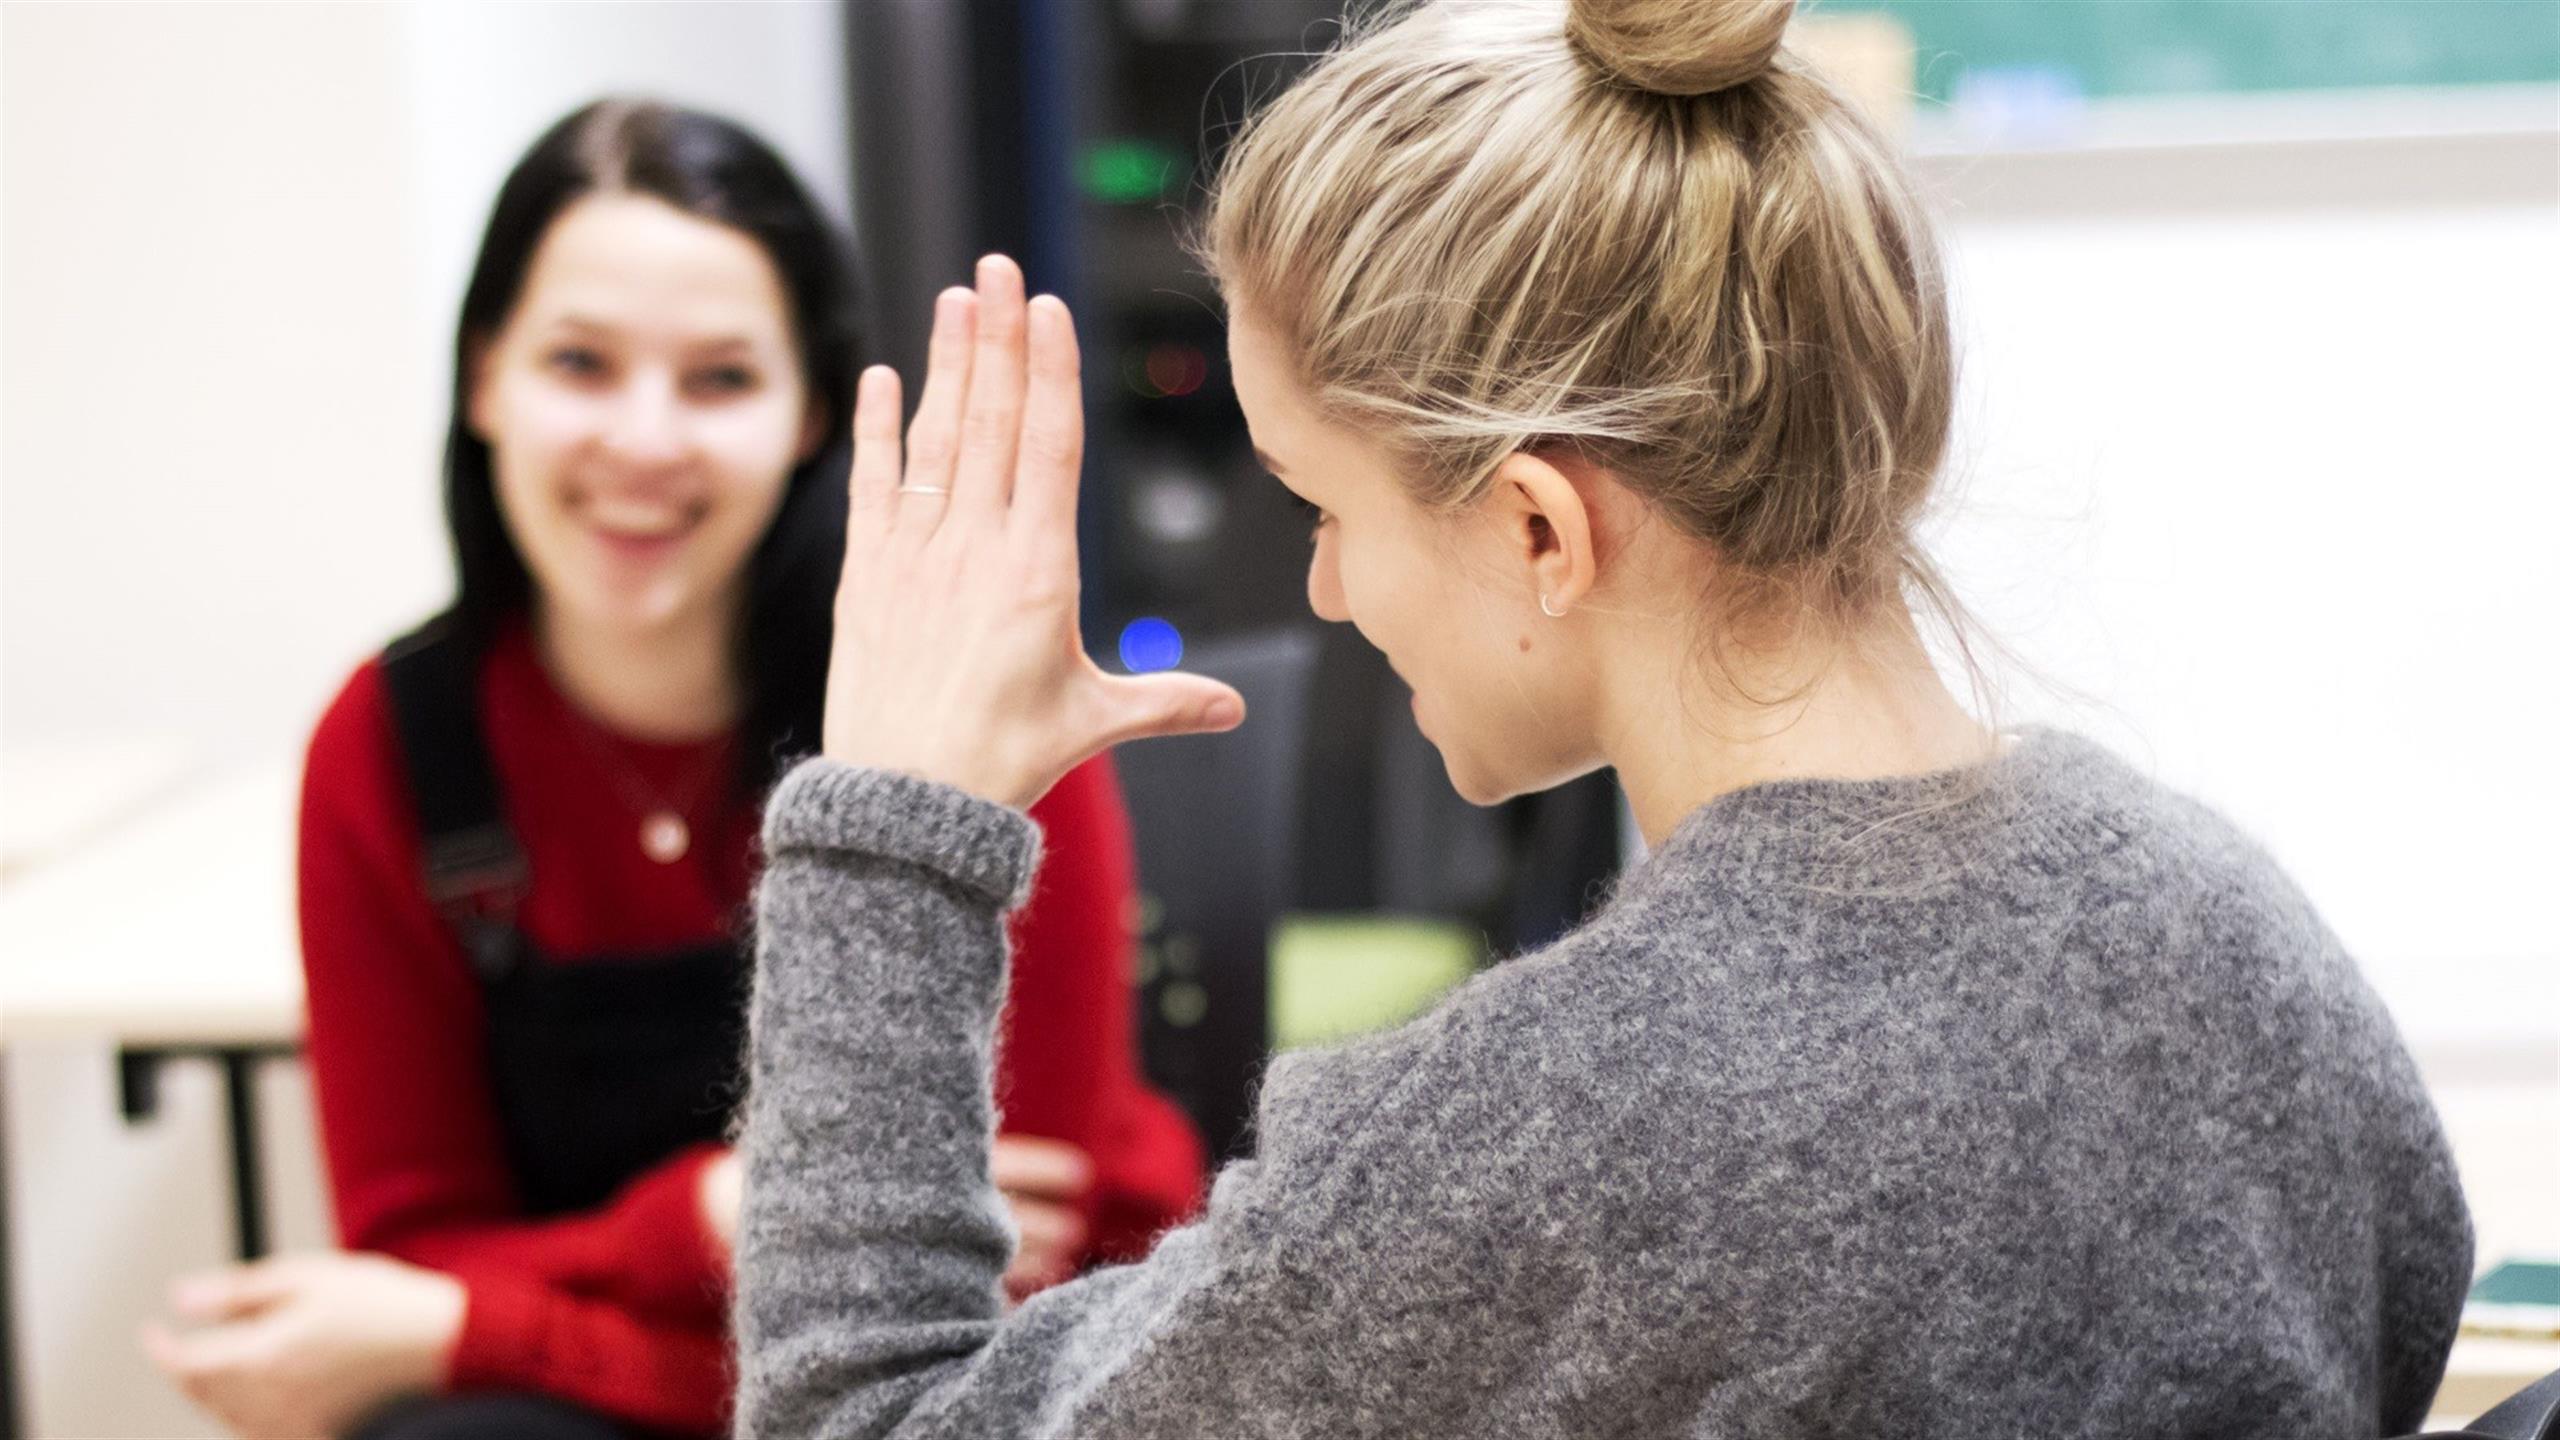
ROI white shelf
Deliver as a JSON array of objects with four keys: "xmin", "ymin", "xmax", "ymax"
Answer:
[{"xmin": 1908, "ymin": 82, "xmax": 2560, "ymax": 158}]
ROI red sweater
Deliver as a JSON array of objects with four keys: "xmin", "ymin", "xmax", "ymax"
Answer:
[{"xmin": 296, "ymin": 624, "xmax": 1204, "ymax": 1435}]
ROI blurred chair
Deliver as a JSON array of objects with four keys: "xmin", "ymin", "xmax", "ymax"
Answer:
[
  {"xmin": 1117, "ymin": 627, "xmax": 1318, "ymax": 1164},
  {"xmin": 1118, "ymin": 622, "xmax": 1625, "ymax": 1161},
  {"xmin": 1306, "ymin": 623, "xmax": 1622, "ymax": 959}
]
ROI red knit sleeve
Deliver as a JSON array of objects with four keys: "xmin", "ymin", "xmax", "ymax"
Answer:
[
  {"xmin": 444, "ymin": 1270, "xmax": 730, "ymax": 1434},
  {"xmin": 296, "ymin": 661, "xmax": 731, "ymax": 1427},
  {"xmin": 997, "ymin": 753, "xmax": 1206, "ymax": 1268}
]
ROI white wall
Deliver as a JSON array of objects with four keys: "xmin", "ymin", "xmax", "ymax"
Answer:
[
  {"xmin": 1918, "ymin": 149, "xmax": 2559, "ymax": 1059},
  {"xmin": 2, "ymin": 2, "xmax": 439, "ymax": 780},
  {"xmin": 2, "ymin": 4, "xmax": 848, "ymax": 1433}
]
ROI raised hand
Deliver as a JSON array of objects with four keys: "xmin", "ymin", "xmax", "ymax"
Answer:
[{"xmin": 820, "ymin": 255, "xmax": 1244, "ymax": 810}]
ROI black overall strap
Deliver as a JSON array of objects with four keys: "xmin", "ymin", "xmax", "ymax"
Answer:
[{"xmin": 380, "ymin": 619, "xmax": 528, "ymax": 982}]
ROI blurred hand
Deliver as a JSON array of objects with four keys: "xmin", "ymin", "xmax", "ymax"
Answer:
[
  {"xmin": 141, "ymin": 1252, "xmax": 464, "ymax": 1439},
  {"xmin": 700, "ymin": 1147, "xmax": 744, "ymax": 1257},
  {"xmin": 710, "ymin": 1136, "xmax": 1086, "ymax": 1301},
  {"xmin": 820, "ymin": 254, "xmax": 1244, "ymax": 811},
  {"xmin": 993, "ymin": 1135, "xmax": 1095, "ymax": 1302}
]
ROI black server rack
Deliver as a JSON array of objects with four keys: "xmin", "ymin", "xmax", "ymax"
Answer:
[{"xmin": 846, "ymin": 0, "xmax": 1621, "ymax": 1159}]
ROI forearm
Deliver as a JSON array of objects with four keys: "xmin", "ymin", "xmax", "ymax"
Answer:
[
  {"xmin": 372, "ymin": 1144, "xmax": 729, "ymax": 1324},
  {"xmin": 448, "ymin": 1275, "xmax": 731, "ymax": 1436},
  {"xmin": 734, "ymin": 760, "xmax": 1038, "ymax": 1436}
]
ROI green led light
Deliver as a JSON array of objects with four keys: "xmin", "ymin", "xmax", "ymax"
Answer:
[{"xmin": 1078, "ymin": 139, "xmax": 1182, "ymax": 205}]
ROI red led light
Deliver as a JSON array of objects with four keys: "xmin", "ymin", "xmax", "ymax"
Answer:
[{"xmin": 1145, "ymin": 343, "xmax": 1209, "ymax": 398}]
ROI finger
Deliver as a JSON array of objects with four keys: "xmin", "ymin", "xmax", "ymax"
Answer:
[
  {"xmin": 141, "ymin": 1315, "xmax": 268, "ymax": 1379},
  {"xmin": 895, "ymin": 287, "xmax": 977, "ymax": 532},
  {"xmin": 169, "ymin": 1262, "xmax": 294, "ymax": 1323},
  {"xmin": 1091, "ymin": 672, "xmax": 1247, "ymax": 752},
  {"xmin": 139, "ymin": 1319, "xmax": 188, "ymax": 1376},
  {"xmin": 951, "ymin": 254, "xmax": 1028, "ymax": 520},
  {"xmin": 1012, "ymin": 294, "xmax": 1085, "ymax": 546},
  {"xmin": 845, "ymin": 364, "xmax": 904, "ymax": 540},
  {"xmin": 1005, "ymin": 1195, "xmax": 1089, "ymax": 1262},
  {"xmin": 143, "ymin": 1324, "xmax": 249, "ymax": 1427},
  {"xmin": 1002, "ymin": 1249, "xmax": 1071, "ymax": 1300},
  {"xmin": 990, "ymin": 1135, "xmax": 1095, "ymax": 1199}
]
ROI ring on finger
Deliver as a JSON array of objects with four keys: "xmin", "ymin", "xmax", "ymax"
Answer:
[{"xmin": 896, "ymin": 484, "xmax": 950, "ymax": 496}]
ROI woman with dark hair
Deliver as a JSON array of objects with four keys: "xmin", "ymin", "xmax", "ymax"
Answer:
[{"xmin": 141, "ymin": 98, "xmax": 1204, "ymax": 1440}]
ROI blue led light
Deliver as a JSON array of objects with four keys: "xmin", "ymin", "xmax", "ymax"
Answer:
[{"xmin": 1118, "ymin": 617, "xmax": 1184, "ymax": 673}]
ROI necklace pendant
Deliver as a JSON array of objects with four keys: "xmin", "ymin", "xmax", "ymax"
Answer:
[{"xmin": 640, "ymin": 810, "xmax": 691, "ymax": 864}]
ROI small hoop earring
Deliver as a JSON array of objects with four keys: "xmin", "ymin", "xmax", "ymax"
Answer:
[{"xmin": 1538, "ymin": 593, "xmax": 1565, "ymax": 619}]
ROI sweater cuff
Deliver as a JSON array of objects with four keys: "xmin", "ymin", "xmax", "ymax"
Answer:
[
  {"xmin": 618, "ymin": 1143, "xmax": 732, "ymax": 1319},
  {"xmin": 764, "ymin": 758, "xmax": 1043, "ymax": 911},
  {"xmin": 445, "ymin": 1275, "xmax": 558, "ymax": 1394}
]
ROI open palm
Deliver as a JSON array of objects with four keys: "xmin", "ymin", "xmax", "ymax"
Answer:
[{"xmin": 820, "ymin": 255, "xmax": 1244, "ymax": 811}]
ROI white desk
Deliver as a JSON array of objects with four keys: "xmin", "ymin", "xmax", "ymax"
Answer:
[
  {"xmin": 0, "ymin": 756, "xmax": 304, "ymax": 1246},
  {"xmin": 2, "ymin": 760, "xmax": 301, "ymax": 1047},
  {"xmin": 0, "ymin": 760, "xmax": 303, "ymax": 1440},
  {"xmin": 0, "ymin": 737, "xmax": 199, "ymax": 884},
  {"xmin": 2425, "ymin": 1076, "xmax": 2560, "ymax": 1426},
  {"xmin": 2438, "ymin": 1335, "xmax": 2560, "ymax": 1428}
]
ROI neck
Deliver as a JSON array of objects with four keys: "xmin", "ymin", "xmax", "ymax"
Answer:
[
  {"xmin": 532, "ymin": 597, "xmax": 742, "ymax": 743},
  {"xmin": 1596, "ymin": 608, "xmax": 1997, "ymax": 848}
]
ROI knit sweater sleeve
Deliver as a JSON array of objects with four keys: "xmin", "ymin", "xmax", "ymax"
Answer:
[{"xmin": 735, "ymin": 759, "xmax": 1531, "ymax": 1440}]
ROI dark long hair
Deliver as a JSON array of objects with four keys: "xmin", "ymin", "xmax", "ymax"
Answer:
[{"xmin": 439, "ymin": 98, "xmax": 860, "ymax": 794}]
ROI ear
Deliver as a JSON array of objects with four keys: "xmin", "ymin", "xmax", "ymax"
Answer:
[
  {"xmin": 1485, "ymin": 450, "xmax": 1599, "ymax": 618},
  {"xmin": 462, "ymin": 331, "xmax": 497, "ymax": 443},
  {"xmin": 795, "ymin": 399, "xmax": 831, "ymax": 464}
]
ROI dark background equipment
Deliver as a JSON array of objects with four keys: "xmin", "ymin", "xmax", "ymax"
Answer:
[{"xmin": 846, "ymin": 0, "xmax": 1623, "ymax": 1157}]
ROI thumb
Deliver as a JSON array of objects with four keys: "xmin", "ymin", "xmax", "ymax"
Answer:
[{"xmin": 1090, "ymin": 672, "xmax": 1246, "ymax": 750}]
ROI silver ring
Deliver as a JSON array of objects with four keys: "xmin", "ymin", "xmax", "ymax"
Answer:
[{"xmin": 897, "ymin": 484, "xmax": 950, "ymax": 496}]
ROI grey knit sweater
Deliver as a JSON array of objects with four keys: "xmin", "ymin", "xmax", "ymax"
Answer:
[{"xmin": 735, "ymin": 727, "xmax": 2471, "ymax": 1438}]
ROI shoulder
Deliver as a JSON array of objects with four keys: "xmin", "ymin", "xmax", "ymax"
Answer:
[
  {"xmin": 1004, "ymin": 757, "xmax": 1135, "ymax": 942},
  {"xmin": 296, "ymin": 650, "xmax": 434, "ymax": 906},
  {"xmin": 2016, "ymin": 735, "xmax": 2424, "ymax": 1105},
  {"xmin": 300, "ymin": 630, "xmax": 473, "ymax": 851},
  {"xmin": 303, "ymin": 653, "xmax": 401, "ymax": 821},
  {"xmin": 2056, "ymin": 736, "xmax": 2343, "ymax": 966},
  {"xmin": 307, "ymin": 620, "xmax": 490, "ymax": 800}
]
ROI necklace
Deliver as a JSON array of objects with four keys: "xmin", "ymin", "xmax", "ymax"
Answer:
[{"xmin": 559, "ymin": 706, "xmax": 734, "ymax": 865}]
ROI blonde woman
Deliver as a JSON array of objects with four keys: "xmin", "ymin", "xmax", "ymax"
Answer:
[{"xmin": 726, "ymin": 0, "xmax": 2473, "ymax": 1434}]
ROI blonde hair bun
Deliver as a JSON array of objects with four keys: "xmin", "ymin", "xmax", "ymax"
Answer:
[{"xmin": 1566, "ymin": 0, "xmax": 1796, "ymax": 96}]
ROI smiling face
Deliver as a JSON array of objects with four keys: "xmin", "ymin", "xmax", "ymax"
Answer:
[
  {"xmin": 468, "ymin": 192, "xmax": 818, "ymax": 638},
  {"xmin": 1227, "ymin": 312, "xmax": 1605, "ymax": 805}
]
